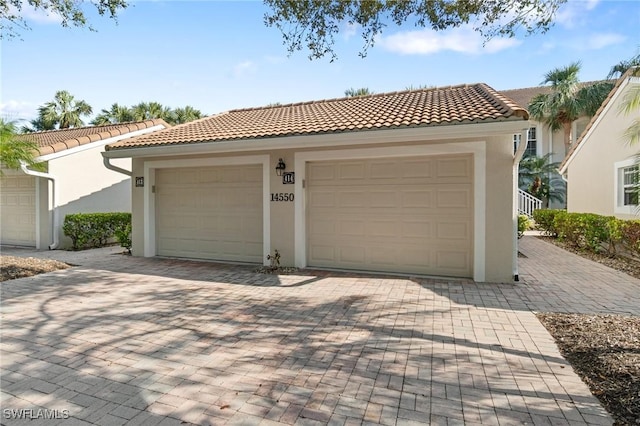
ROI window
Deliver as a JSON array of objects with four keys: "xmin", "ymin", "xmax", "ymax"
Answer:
[
  {"xmin": 514, "ymin": 127, "xmax": 537, "ymax": 157},
  {"xmin": 622, "ymin": 165, "xmax": 639, "ymax": 206},
  {"xmin": 615, "ymin": 160, "xmax": 640, "ymax": 214}
]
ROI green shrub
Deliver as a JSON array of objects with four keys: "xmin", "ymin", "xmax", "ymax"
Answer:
[
  {"xmin": 621, "ymin": 220, "xmax": 640, "ymax": 257},
  {"xmin": 114, "ymin": 222, "xmax": 132, "ymax": 253},
  {"xmin": 532, "ymin": 209, "xmax": 563, "ymax": 236},
  {"xmin": 518, "ymin": 215, "xmax": 530, "ymax": 238},
  {"xmin": 63, "ymin": 212, "xmax": 131, "ymax": 251},
  {"xmin": 538, "ymin": 210, "xmax": 638, "ymax": 257}
]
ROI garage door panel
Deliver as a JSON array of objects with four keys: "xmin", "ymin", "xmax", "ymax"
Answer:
[
  {"xmin": 307, "ymin": 155, "xmax": 473, "ymax": 277},
  {"xmin": 309, "ymin": 191, "xmax": 335, "ymax": 207},
  {"xmin": 436, "ymin": 187, "xmax": 472, "ymax": 209},
  {"xmin": 338, "ymin": 247, "xmax": 366, "ymax": 264},
  {"xmin": 156, "ymin": 165, "xmax": 262, "ymax": 263},
  {"xmin": 0, "ymin": 175, "xmax": 36, "ymax": 246},
  {"xmin": 401, "ymin": 190, "xmax": 433, "ymax": 208},
  {"xmin": 436, "ymin": 221, "xmax": 472, "ymax": 240},
  {"xmin": 436, "ymin": 250, "xmax": 471, "ymax": 271}
]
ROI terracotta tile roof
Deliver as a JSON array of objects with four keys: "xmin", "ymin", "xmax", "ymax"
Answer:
[
  {"xmin": 107, "ymin": 84, "xmax": 528, "ymax": 151},
  {"xmin": 559, "ymin": 69, "xmax": 638, "ymax": 173},
  {"xmin": 17, "ymin": 119, "xmax": 170, "ymax": 157},
  {"xmin": 501, "ymin": 81, "xmax": 602, "ymax": 111}
]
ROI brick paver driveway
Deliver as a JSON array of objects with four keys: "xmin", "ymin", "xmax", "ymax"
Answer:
[{"xmin": 2, "ymin": 236, "xmax": 637, "ymax": 425}]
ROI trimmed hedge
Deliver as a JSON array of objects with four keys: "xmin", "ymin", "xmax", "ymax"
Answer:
[
  {"xmin": 533, "ymin": 209, "xmax": 640, "ymax": 257},
  {"xmin": 63, "ymin": 213, "xmax": 131, "ymax": 251}
]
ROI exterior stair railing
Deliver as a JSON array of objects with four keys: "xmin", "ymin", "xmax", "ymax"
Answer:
[{"xmin": 518, "ymin": 189, "xmax": 542, "ymax": 218}]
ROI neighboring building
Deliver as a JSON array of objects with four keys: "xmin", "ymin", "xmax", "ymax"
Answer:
[
  {"xmin": 559, "ymin": 70, "xmax": 640, "ymax": 219},
  {"xmin": 502, "ymin": 85, "xmax": 593, "ymax": 163},
  {"xmin": 104, "ymin": 84, "xmax": 529, "ymax": 282},
  {"xmin": 502, "ymin": 83, "xmax": 600, "ymax": 210},
  {"xmin": 0, "ymin": 120, "xmax": 169, "ymax": 249}
]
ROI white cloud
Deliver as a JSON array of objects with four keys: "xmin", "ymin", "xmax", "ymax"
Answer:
[
  {"xmin": 584, "ymin": 32, "xmax": 626, "ymax": 50},
  {"xmin": 378, "ymin": 26, "xmax": 521, "ymax": 56},
  {"xmin": 554, "ymin": 0, "xmax": 600, "ymax": 28},
  {"xmin": 0, "ymin": 100, "xmax": 38, "ymax": 121},
  {"xmin": 232, "ymin": 60, "xmax": 256, "ymax": 78}
]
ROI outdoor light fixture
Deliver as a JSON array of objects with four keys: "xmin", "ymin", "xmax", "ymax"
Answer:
[{"xmin": 275, "ymin": 158, "xmax": 286, "ymax": 176}]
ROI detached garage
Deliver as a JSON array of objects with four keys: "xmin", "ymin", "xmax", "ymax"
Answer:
[{"xmin": 104, "ymin": 83, "xmax": 529, "ymax": 282}]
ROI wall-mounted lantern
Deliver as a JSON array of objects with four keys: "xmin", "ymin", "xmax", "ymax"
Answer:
[{"xmin": 275, "ymin": 158, "xmax": 286, "ymax": 176}]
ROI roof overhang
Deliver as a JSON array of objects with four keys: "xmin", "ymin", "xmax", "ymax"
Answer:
[
  {"xmin": 559, "ymin": 75, "xmax": 639, "ymax": 175},
  {"xmin": 36, "ymin": 124, "xmax": 168, "ymax": 162},
  {"xmin": 103, "ymin": 119, "xmax": 529, "ymax": 159}
]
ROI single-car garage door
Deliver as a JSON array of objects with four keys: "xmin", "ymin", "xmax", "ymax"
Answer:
[
  {"xmin": 156, "ymin": 165, "xmax": 263, "ymax": 263},
  {"xmin": 0, "ymin": 174, "xmax": 36, "ymax": 247},
  {"xmin": 307, "ymin": 154, "xmax": 473, "ymax": 277}
]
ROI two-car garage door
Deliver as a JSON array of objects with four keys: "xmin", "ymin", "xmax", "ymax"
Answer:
[
  {"xmin": 155, "ymin": 165, "xmax": 263, "ymax": 263},
  {"xmin": 307, "ymin": 154, "xmax": 473, "ymax": 277},
  {"xmin": 153, "ymin": 154, "xmax": 473, "ymax": 278}
]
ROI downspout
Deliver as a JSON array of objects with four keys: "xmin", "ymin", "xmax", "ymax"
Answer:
[
  {"xmin": 20, "ymin": 162, "xmax": 59, "ymax": 250},
  {"xmin": 103, "ymin": 156, "xmax": 132, "ymax": 177},
  {"xmin": 513, "ymin": 129, "xmax": 529, "ymax": 282}
]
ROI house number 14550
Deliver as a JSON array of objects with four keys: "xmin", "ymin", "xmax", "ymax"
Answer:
[{"xmin": 271, "ymin": 193, "xmax": 294, "ymax": 202}]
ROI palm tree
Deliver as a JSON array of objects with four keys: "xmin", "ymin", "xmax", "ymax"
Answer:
[
  {"xmin": 38, "ymin": 90, "xmax": 93, "ymax": 129},
  {"xmin": 132, "ymin": 102, "xmax": 173, "ymax": 122},
  {"xmin": 519, "ymin": 153, "xmax": 565, "ymax": 208},
  {"xmin": 172, "ymin": 106, "xmax": 203, "ymax": 124},
  {"xmin": 0, "ymin": 118, "xmax": 44, "ymax": 174},
  {"xmin": 607, "ymin": 53, "xmax": 640, "ymax": 79},
  {"xmin": 344, "ymin": 87, "xmax": 374, "ymax": 97},
  {"xmin": 91, "ymin": 103, "xmax": 135, "ymax": 125},
  {"xmin": 21, "ymin": 116, "xmax": 56, "ymax": 133},
  {"xmin": 528, "ymin": 62, "xmax": 614, "ymax": 153}
]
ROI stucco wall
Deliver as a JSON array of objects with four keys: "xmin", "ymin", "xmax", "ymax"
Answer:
[
  {"xmin": 567, "ymin": 81, "xmax": 639, "ymax": 220},
  {"xmin": 49, "ymin": 145, "xmax": 131, "ymax": 248},
  {"xmin": 484, "ymin": 135, "xmax": 517, "ymax": 283}
]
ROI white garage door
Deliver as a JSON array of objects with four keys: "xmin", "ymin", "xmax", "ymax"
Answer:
[
  {"xmin": 0, "ymin": 175, "xmax": 36, "ymax": 247},
  {"xmin": 307, "ymin": 154, "xmax": 473, "ymax": 277},
  {"xmin": 156, "ymin": 165, "xmax": 263, "ymax": 263}
]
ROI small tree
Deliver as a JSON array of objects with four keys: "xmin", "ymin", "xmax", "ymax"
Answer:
[
  {"xmin": 0, "ymin": 118, "xmax": 43, "ymax": 175},
  {"xmin": 519, "ymin": 153, "xmax": 565, "ymax": 208}
]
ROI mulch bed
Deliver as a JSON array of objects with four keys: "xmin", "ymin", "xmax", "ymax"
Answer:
[
  {"xmin": 0, "ymin": 255, "xmax": 70, "ymax": 282},
  {"xmin": 537, "ymin": 313, "xmax": 640, "ymax": 425},
  {"xmin": 534, "ymin": 236, "xmax": 640, "ymax": 425}
]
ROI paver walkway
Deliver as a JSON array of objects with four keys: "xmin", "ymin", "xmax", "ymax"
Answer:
[{"xmin": 1, "ymin": 236, "xmax": 638, "ymax": 425}]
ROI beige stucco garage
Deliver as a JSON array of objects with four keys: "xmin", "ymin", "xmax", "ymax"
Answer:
[
  {"xmin": 0, "ymin": 120, "xmax": 168, "ymax": 249},
  {"xmin": 103, "ymin": 84, "xmax": 530, "ymax": 282}
]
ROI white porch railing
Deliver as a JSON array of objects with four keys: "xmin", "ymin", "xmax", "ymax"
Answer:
[{"xmin": 518, "ymin": 189, "xmax": 542, "ymax": 218}]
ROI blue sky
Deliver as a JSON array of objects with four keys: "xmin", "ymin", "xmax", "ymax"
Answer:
[{"xmin": 1, "ymin": 0, "xmax": 639, "ymax": 123}]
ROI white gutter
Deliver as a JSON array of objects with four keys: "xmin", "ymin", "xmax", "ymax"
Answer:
[
  {"xmin": 513, "ymin": 128, "xmax": 529, "ymax": 282},
  {"xmin": 20, "ymin": 162, "xmax": 59, "ymax": 250},
  {"xmin": 103, "ymin": 157, "xmax": 132, "ymax": 176}
]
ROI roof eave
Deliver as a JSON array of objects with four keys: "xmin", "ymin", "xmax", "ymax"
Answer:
[{"xmin": 104, "ymin": 118, "xmax": 529, "ymax": 159}]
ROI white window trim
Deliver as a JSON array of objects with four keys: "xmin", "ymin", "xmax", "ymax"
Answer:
[
  {"xmin": 614, "ymin": 158, "xmax": 639, "ymax": 215},
  {"xmin": 142, "ymin": 155, "xmax": 271, "ymax": 264},
  {"xmin": 294, "ymin": 141, "xmax": 487, "ymax": 282}
]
